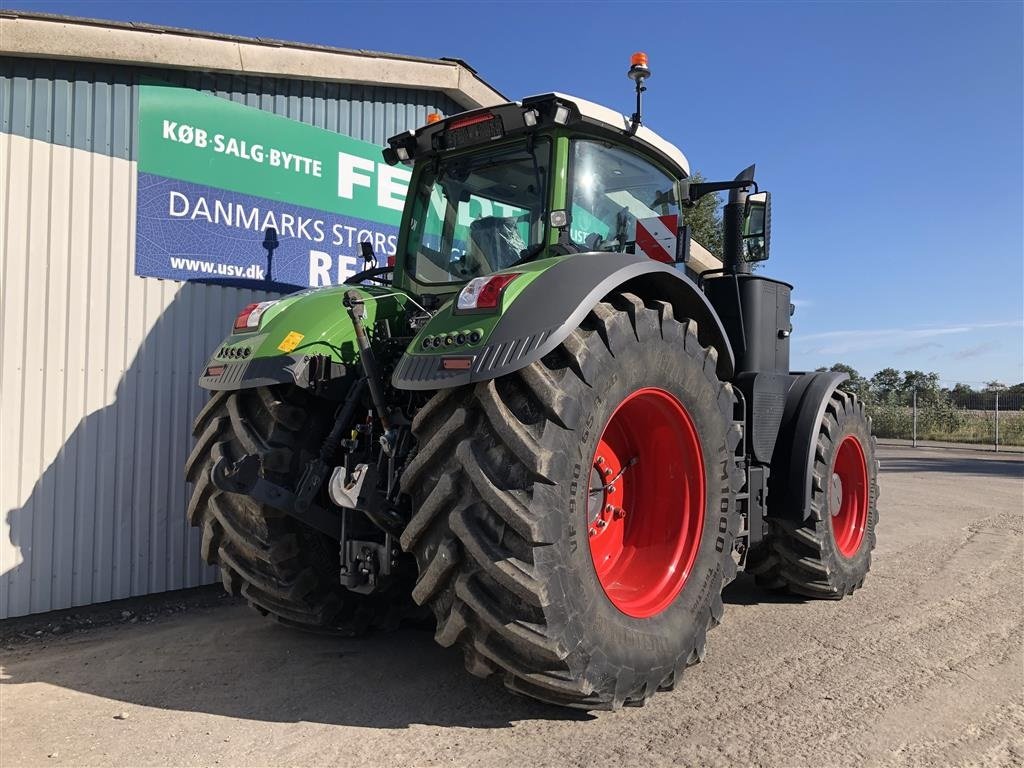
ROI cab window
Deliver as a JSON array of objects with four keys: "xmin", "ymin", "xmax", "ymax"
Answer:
[
  {"xmin": 569, "ymin": 140, "xmax": 679, "ymax": 253},
  {"xmin": 407, "ymin": 139, "xmax": 550, "ymax": 283}
]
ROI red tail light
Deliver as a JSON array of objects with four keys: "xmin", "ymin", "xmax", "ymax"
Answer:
[
  {"xmin": 456, "ymin": 273, "xmax": 520, "ymax": 312},
  {"xmin": 233, "ymin": 300, "xmax": 277, "ymax": 332},
  {"xmin": 233, "ymin": 303, "xmax": 259, "ymax": 331}
]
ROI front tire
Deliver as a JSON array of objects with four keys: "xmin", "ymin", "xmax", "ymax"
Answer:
[
  {"xmin": 748, "ymin": 390, "xmax": 880, "ymax": 598},
  {"xmin": 401, "ymin": 294, "xmax": 742, "ymax": 708}
]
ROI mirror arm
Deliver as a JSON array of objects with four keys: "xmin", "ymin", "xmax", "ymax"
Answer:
[{"xmin": 681, "ymin": 178, "xmax": 758, "ymax": 206}]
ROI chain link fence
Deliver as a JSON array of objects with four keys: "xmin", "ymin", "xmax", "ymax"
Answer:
[{"xmin": 866, "ymin": 388, "xmax": 1024, "ymax": 450}]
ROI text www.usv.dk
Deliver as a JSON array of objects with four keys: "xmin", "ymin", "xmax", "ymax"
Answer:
[{"xmin": 169, "ymin": 256, "xmax": 266, "ymax": 279}]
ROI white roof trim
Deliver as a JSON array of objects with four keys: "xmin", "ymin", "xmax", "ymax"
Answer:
[
  {"xmin": 545, "ymin": 92, "xmax": 690, "ymax": 176},
  {"xmin": 0, "ymin": 12, "xmax": 506, "ymax": 110}
]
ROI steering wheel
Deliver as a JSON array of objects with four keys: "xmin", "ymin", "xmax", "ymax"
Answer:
[{"xmin": 344, "ymin": 266, "xmax": 394, "ymax": 286}]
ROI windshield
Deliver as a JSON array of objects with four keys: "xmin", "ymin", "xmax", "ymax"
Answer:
[{"xmin": 406, "ymin": 139, "xmax": 551, "ymax": 284}]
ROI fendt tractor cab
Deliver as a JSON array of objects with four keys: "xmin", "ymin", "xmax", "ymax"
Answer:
[{"xmin": 186, "ymin": 54, "xmax": 879, "ymax": 709}]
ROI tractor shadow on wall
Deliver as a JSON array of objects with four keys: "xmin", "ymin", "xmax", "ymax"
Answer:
[
  {"xmin": 0, "ymin": 278, "xmax": 592, "ymax": 729},
  {"xmin": 1, "ymin": 280, "xmax": 259, "ymax": 622}
]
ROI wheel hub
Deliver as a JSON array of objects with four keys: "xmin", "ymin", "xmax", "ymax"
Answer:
[
  {"xmin": 586, "ymin": 387, "xmax": 705, "ymax": 619},
  {"xmin": 830, "ymin": 473, "xmax": 844, "ymax": 514}
]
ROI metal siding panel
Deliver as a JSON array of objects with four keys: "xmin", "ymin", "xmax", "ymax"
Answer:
[
  {"xmin": 1, "ymin": 66, "xmax": 11, "ymax": 135},
  {"xmin": 88, "ymin": 146, "xmax": 116, "ymax": 605},
  {"xmin": 71, "ymin": 67, "xmax": 92, "ymax": 153},
  {"xmin": 108, "ymin": 153, "xmax": 135, "ymax": 602},
  {"xmin": 112, "ymin": 75, "xmax": 132, "ymax": 162},
  {"xmin": 66, "ymin": 140, "xmax": 94, "ymax": 608},
  {"xmin": 23, "ymin": 133, "xmax": 51, "ymax": 614},
  {"xmin": 43, "ymin": 139, "xmax": 75, "ymax": 612},
  {"xmin": 0, "ymin": 132, "xmax": 33, "ymax": 618}
]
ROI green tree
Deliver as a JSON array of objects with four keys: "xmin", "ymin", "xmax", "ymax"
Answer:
[
  {"xmin": 821, "ymin": 362, "xmax": 869, "ymax": 400},
  {"xmin": 950, "ymin": 382, "xmax": 976, "ymax": 406},
  {"xmin": 870, "ymin": 368, "xmax": 902, "ymax": 402},
  {"xmin": 900, "ymin": 370, "xmax": 942, "ymax": 405},
  {"xmin": 682, "ymin": 171, "xmax": 723, "ymax": 260}
]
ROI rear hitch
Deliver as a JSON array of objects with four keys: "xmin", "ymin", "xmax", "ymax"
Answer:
[{"xmin": 209, "ymin": 452, "xmax": 342, "ymax": 539}]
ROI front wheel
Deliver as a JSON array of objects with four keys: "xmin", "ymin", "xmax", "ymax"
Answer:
[
  {"xmin": 400, "ymin": 293, "xmax": 742, "ymax": 709},
  {"xmin": 748, "ymin": 390, "xmax": 880, "ymax": 598}
]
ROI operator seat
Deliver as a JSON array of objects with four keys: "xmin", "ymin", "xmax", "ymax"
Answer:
[{"xmin": 468, "ymin": 216, "xmax": 528, "ymax": 271}]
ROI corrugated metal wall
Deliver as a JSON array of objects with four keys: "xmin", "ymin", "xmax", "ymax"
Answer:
[
  {"xmin": 0, "ymin": 56, "xmax": 464, "ymax": 618},
  {"xmin": 0, "ymin": 57, "xmax": 463, "ymax": 158}
]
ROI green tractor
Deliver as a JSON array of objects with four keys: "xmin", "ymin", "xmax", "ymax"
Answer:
[{"xmin": 185, "ymin": 55, "xmax": 879, "ymax": 709}]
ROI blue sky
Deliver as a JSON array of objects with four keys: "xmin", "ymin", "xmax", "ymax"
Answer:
[{"xmin": 13, "ymin": 0, "xmax": 1024, "ymax": 386}]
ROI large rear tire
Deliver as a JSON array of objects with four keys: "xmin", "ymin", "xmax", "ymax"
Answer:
[
  {"xmin": 401, "ymin": 293, "xmax": 742, "ymax": 709},
  {"xmin": 185, "ymin": 385, "xmax": 397, "ymax": 633},
  {"xmin": 748, "ymin": 390, "xmax": 879, "ymax": 598}
]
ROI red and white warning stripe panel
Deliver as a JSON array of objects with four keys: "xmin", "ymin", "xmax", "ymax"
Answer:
[{"xmin": 635, "ymin": 215, "xmax": 678, "ymax": 264}]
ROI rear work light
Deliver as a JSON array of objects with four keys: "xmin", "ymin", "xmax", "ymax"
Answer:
[
  {"xmin": 233, "ymin": 300, "xmax": 277, "ymax": 332},
  {"xmin": 456, "ymin": 273, "xmax": 520, "ymax": 312}
]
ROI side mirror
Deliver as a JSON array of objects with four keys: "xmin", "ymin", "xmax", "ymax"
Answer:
[{"xmin": 742, "ymin": 191, "xmax": 771, "ymax": 262}]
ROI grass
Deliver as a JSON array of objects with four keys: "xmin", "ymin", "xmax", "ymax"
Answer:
[{"xmin": 868, "ymin": 404, "xmax": 1024, "ymax": 446}]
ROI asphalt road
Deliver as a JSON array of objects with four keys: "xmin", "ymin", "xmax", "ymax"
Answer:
[{"xmin": 2, "ymin": 445, "xmax": 1022, "ymax": 767}]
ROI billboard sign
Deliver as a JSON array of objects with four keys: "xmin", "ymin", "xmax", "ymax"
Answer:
[{"xmin": 135, "ymin": 82, "xmax": 410, "ymax": 289}]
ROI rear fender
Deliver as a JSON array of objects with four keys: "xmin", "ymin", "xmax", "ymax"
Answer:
[
  {"xmin": 767, "ymin": 371, "xmax": 850, "ymax": 521},
  {"xmin": 198, "ymin": 284, "xmax": 410, "ymax": 393},
  {"xmin": 391, "ymin": 252, "xmax": 735, "ymax": 390}
]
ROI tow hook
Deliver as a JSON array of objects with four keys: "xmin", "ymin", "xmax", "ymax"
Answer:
[{"xmin": 329, "ymin": 462, "xmax": 373, "ymax": 510}]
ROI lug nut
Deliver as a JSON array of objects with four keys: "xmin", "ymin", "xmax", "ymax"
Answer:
[
  {"xmin": 604, "ymin": 467, "xmax": 612, "ymax": 476},
  {"xmin": 596, "ymin": 519, "xmax": 606, "ymax": 528},
  {"xmin": 596, "ymin": 456, "xmax": 605, "ymax": 464},
  {"xmin": 589, "ymin": 528, "xmax": 597, "ymax": 537},
  {"xmin": 604, "ymin": 504, "xmax": 613, "ymax": 513}
]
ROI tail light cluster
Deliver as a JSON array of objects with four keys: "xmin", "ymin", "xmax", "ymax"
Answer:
[
  {"xmin": 233, "ymin": 300, "xmax": 277, "ymax": 333},
  {"xmin": 456, "ymin": 273, "xmax": 520, "ymax": 312}
]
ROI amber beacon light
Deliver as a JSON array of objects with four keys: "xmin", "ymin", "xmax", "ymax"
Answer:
[{"xmin": 629, "ymin": 52, "xmax": 650, "ymax": 80}]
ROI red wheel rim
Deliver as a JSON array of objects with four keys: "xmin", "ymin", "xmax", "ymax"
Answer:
[
  {"xmin": 831, "ymin": 435, "xmax": 868, "ymax": 558},
  {"xmin": 586, "ymin": 387, "xmax": 705, "ymax": 618}
]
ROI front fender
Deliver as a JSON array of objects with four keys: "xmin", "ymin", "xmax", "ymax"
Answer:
[
  {"xmin": 392, "ymin": 252, "xmax": 735, "ymax": 391},
  {"xmin": 767, "ymin": 371, "xmax": 850, "ymax": 521}
]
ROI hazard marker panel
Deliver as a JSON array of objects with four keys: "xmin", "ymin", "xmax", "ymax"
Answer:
[{"xmin": 636, "ymin": 215, "xmax": 678, "ymax": 264}]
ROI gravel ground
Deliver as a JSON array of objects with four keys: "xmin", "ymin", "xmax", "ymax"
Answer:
[{"xmin": 1, "ymin": 445, "xmax": 1022, "ymax": 767}]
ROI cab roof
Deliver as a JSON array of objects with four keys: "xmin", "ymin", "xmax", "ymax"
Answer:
[
  {"xmin": 537, "ymin": 92, "xmax": 690, "ymax": 177},
  {"xmin": 384, "ymin": 93, "xmax": 690, "ymax": 180}
]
